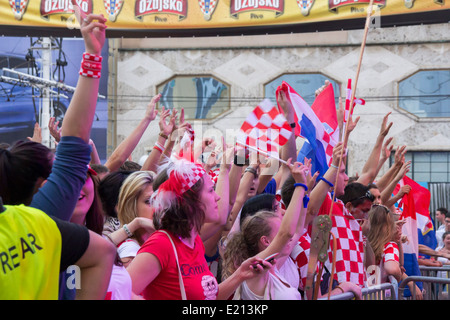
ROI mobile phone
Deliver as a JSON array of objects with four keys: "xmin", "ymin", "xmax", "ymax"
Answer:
[
  {"xmin": 263, "ymin": 253, "xmax": 279, "ymax": 263},
  {"xmin": 251, "ymin": 253, "xmax": 279, "ymax": 269}
]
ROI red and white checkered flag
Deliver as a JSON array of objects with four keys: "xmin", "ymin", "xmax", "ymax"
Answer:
[{"xmin": 237, "ymin": 99, "xmax": 292, "ymax": 157}]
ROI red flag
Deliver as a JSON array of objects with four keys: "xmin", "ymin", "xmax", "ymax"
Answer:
[{"xmin": 345, "ymin": 79, "xmax": 365, "ymax": 122}]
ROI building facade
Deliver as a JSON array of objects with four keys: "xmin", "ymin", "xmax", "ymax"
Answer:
[{"xmin": 109, "ymin": 22, "xmax": 450, "ymax": 213}]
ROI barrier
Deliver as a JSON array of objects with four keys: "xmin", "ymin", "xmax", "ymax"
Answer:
[
  {"xmin": 398, "ymin": 275, "xmax": 450, "ymax": 300},
  {"xmin": 317, "ymin": 267, "xmax": 450, "ymax": 300},
  {"xmin": 419, "ymin": 266, "xmax": 450, "ymax": 300},
  {"xmin": 318, "ymin": 283, "xmax": 397, "ymax": 300}
]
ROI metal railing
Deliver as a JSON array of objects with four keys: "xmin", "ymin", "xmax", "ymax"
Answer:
[
  {"xmin": 398, "ymin": 274, "xmax": 450, "ymax": 300},
  {"xmin": 318, "ymin": 283, "xmax": 397, "ymax": 300}
]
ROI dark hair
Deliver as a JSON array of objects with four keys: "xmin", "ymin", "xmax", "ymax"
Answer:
[
  {"xmin": 152, "ymin": 169, "xmax": 169, "ymax": 192},
  {"xmin": 90, "ymin": 164, "xmax": 110, "ymax": 175},
  {"xmin": 240, "ymin": 193, "xmax": 276, "ymax": 226},
  {"xmin": 84, "ymin": 170, "xmax": 105, "ymax": 235},
  {"xmin": 443, "ymin": 231, "xmax": 450, "ymax": 242},
  {"xmin": 119, "ymin": 160, "xmax": 141, "ymax": 172},
  {"xmin": 280, "ymin": 175, "xmax": 296, "ymax": 208},
  {"xmin": 153, "ymin": 176, "xmax": 205, "ymax": 239},
  {"xmin": 348, "ymin": 176, "xmax": 359, "ymax": 185},
  {"xmin": 437, "ymin": 207, "xmax": 449, "ymax": 216},
  {"xmin": 339, "ymin": 182, "xmax": 372, "ymax": 207},
  {"xmin": 0, "ymin": 140, "xmax": 53, "ymax": 205},
  {"xmin": 98, "ymin": 170, "xmax": 133, "ymax": 219},
  {"xmin": 367, "ymin": 183, "xmax": 378, "ymax": 190}
]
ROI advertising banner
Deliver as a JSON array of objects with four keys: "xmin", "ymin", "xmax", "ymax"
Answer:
[{"xmin": 1, "ymin": 0, "xmax": 449, "ymax": 37}]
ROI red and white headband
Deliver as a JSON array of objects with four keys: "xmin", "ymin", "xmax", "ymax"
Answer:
[{"xmin": 151, "ymin": 158, "xmax": 206, "ymax": 212}]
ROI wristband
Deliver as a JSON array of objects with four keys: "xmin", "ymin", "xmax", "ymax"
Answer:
[
  {"xmin": 155, "ymin": 142, "xmax": 165, "ymax": 152},
  {"xmin": 79, "ymin": 52, "xmax": 102, "ymax": 79},
  {"xmin": 123, "ymin": 224, "xmax": 133, "ymax": 237},
  {"xmin": 303, "ymin": 195, "xmax": 310, "ymax": 208},
  {"xmin": 159, "ymin": 132, "xmax": 169, "ymax": 139},
  {"xmin": 153, "ymin": 145, "xmax": 163, "ymax": 153},
  {"xmin": 318, "ymin": 176, "xmax": 334, "ymax": 188},
  {"xmin": 330, "ymin": 164, "xmax": 339, "ymax": 169},
  {"xmin": 234, "ymin": 155, "xmax": 245, "ymax": 167},
  {"xmin": 294, "ymin": 183, "xmax": 308, "ymax": 192}
]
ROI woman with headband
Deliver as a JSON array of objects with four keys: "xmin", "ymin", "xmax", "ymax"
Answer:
[{"xmin": 126, "ymin": 158, "xmax": 272, "ymax": 300}]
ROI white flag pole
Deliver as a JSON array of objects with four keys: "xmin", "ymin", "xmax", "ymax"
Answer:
[{"xmin": 236, "ymin": 141, "xmax": 289, "ymax": 166}]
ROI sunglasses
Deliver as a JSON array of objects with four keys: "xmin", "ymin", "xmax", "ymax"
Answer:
[{"xmin": 349, "ymin": 190, "xmax": 375, "ymax": 204}]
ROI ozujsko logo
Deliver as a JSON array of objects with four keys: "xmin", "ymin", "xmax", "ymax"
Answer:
[
  {"xmin": 40, "ymin": 0, "xmax": 93, "ymax": 19},
  {"xmin": 135, "ymin": 0, "xmax": 188, "ymax": 20},
  {"xmin": 230, "ymin": 0, "xmax": 284, "ymax": 18}
]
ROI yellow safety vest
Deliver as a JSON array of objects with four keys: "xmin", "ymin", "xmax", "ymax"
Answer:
[{"xmin": 0, "ymin": 204, "xmax": 62, "ymax": 300}]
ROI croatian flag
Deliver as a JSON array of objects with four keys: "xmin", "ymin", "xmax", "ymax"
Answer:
[
  {"xmin": 394, "ymin": 176, "xmax": 436, "ymax": 245},
  {"xmin": 276, "ymin": 81, "xmax": 338, "ymax": 176},
  {"xmin": 311, "ymin": 82, "xmax": 340, "ymax": 152},
  {"xmin": 395, "ymin": 176, "xmax": 435, "ymax": 296},
  {"xmin": 398, "ymin": 187, "xmax": 423, "ymax": 296},
  {"xmin": 237, "ymin": 99, "xmax": 292, "ymax": 157}
]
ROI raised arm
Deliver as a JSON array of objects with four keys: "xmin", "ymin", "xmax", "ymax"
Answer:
[
  {"xmin": 30, "ymin": 5, "xmax": 107, "ymax": 221},
  {"xmin": 104, "ymin": 94, "xmax": 160, "ymax": 172},
  {"xmin": 141, "ymin": 106, "xmax": 176, "ymax": 172},
  {"xmin": 306, "ymin": 142, "xmax": 344, "ymax": 221},
  {"xmin": 60, "ymin": 11, "xmax": 106, "ymax": 142},
  {"xmin": 257, "ymin": 160, "xmax": 308, "ymax": 260},
  {"xmin": 356, "ymin": 112, "xmax": 393, "ymax": 185}
]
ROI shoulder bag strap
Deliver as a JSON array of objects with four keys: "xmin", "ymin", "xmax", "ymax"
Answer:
[{"xmin": 160, "ymin": 230, "xmax": 187, "ymax": 300}]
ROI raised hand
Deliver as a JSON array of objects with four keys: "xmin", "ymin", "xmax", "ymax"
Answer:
[
  {"xmin": 379, "ymin": 112, "xmax": 393, "ymax": 137},
  {"xmin": 71, "ymin": 0, "xmax": 107, "ymax": 55},
  {"xmin": 49, "ymin": 117, "xmax": 62, "ymax": 142},
  {"xmin": 27, "ymin": 122, "xmax": 42, "ymax": 143},
  {"xmin": 145, "ymin": 94, "xmax": 161, "ymax": 121}
]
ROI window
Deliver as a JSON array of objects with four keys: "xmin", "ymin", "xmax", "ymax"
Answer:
[
  {"xmin": 398, "ymin": 70, "xmax": 450, "ymax": 118},
  {"xmin": 156, "ymin": 76, "xmax": 230, "ymax": 120},
  {"xmin": 390, "ymin": 151, "xmax": 450, "ymax": 183},
  {"xmin": 264, "ymin": 73, "xmax": 340, "ymax": 106}
]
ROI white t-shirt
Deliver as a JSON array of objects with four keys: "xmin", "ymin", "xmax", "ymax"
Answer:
[
  {"xmin": 106, "ymin": 264, "xmax": 133, "ymax": 300},
  {"xmin": 235, "ymin": 267, "xmax": 302, "ymax": 300},
  {"xmin": 117, "ymin": 238, "xmax": 141, "ymax": 259}
]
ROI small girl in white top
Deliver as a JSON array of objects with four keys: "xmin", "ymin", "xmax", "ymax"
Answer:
[{"xmin": 223, "ymin": 160, "xmax": 309, "ymax": 300}]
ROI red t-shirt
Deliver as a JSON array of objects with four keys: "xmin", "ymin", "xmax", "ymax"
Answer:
[{"xmin": 137, "ymin": 230, "xmax": 218, "ymax": 300}]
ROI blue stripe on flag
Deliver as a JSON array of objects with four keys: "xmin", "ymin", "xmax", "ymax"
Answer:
[{"xmin": 297, "ymin": 114, "xmax": 329, "ymax": 176}]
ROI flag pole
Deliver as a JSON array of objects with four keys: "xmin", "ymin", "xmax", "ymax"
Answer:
[
  {"xmin": 236, "ymin": 141, "xmax": 289, "ymax": 165},
  {"xmin": 329, "ymin": 0, "xmax": 375, "ymax": 216},
  {"xmin": 304, "ymin": 0, "xmax": 376, "ymax": 301}
]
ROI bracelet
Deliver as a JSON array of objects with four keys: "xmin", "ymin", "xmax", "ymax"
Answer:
[
  {"xmin": 294, "ymin": 183, "xmax": 308, "ymax": 191},
  {"xmin": 123, "ymin": 224, "xmax": 133, "ymax": 237},
  {"xmin": 155, "ymin": 142, "xmax": 165, "ymax": 152},
  {"xmin": 79, "ymin": 52, "xmax": 102, "ymax": 79},
  {"xmin": 318, "ymin": 176, "xmax": 334, "ymax": 188},
  {"xmin": 153, "ymin": 145, "xmax": 163, "ymax": 153},
  {"xmin": 159, "ymin": 132, "xmax": 169, "ymax": 139},
  {"xmin": 330, "ymin": 164, "xmax": 339, "ymax": 169},
  {"xmin": 103, "ymin": 233, "xmax": 116, "ymax": 246},
  {"xmin": 234, "ymin": 155, "xmax": 245, "ymax": 167},
  {"xmin": 335, "ymin": 286, "xmax": 345, "ymax": 294},
  {"xmin": 303, "ymin": 195, "xmax": 310, "ymax": 208}
]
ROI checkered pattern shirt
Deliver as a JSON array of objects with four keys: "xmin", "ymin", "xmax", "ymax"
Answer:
[
  {"xmin": 292, "ymin": 193, "xmax": 366, "ymax": 288},
  {"xmin": 382, "ymin": 241, "xmax": 399, "ymax": 264}
]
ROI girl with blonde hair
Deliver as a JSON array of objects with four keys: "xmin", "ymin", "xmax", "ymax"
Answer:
[{"xmin": 116, "ymin": 170, "xmax": 156, "ymax": 267}]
